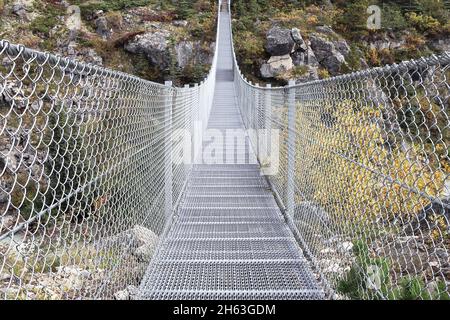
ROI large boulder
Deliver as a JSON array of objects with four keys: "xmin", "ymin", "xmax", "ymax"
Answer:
[
  {"xmin": 130, "ymin": 225, "xmax": 158, "ymax": 262},
  {"xmin": 291, "ymin": 28, "xmax": 308, "ymax": 51},
  {"xmin": 175, "ymin": 41, "xmax": 194, "ymax": 68},
  {"xmin": 260, "ymin": 54, "xmax": 293, "ymax": 78},
  {"xmin": 291, "ymin": 48, "xmax": 319, "ymax": 67},
  {"xmin": 309, "ymin": 34, "xmax": 347, "ymax": 76},
  {"xmin": 265, "ymin": 26, "xmax": 295, "ymax": 56},
  {"xmin": 125, "ymin": 30, "xmax": 171, "ymax": 69}
]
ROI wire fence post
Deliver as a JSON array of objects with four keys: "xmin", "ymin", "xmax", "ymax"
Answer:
[
  {"xmin": 164, "ymin": 80, "xmax": 173, "ymax": 218},
  {"xmin": 286, "ymin": 80, "xmax": 296, "ymax": 216},
  {"xmin": 261, "ymin": 83, "xmax": 272, "ymax": 172}
]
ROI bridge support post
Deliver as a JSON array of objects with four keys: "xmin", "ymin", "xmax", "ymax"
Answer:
[
  {"xmin": 261, "ymin": 84, "xmax": 272, "ymax": 171},
  {"xmin": 254, "ymin": 83, "xmax": 260, "ymax": 158},
  {"xmin": 286, "ymin": 80, "xmax": 296, "ymax": 216},
  {"xmin": 164, "ymin": 80, "xmax": 173, "ymax": 218}
]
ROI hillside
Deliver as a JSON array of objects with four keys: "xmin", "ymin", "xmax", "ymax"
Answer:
[
  {"xmin": 0, "ymin": 0, "xmax": 217, "ymax": 86},
  {"xmin": 231, "ymin": 0, "xmax": 450, "ymax": 85}
]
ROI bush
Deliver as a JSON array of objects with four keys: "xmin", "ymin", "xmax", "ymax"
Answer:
[
  {"xmin": 28, "ymin": 1, "xmax": 66, "ymax": 36},
  {"xmin": 291, "ymin": 65, "xmax": 309, "ymax": 77},
  {"xmin": 338, "ymin": 240, "xmax": 450, "ymax": 299},
  {"xmin": 381, "ymin": 4, "xmax": 409, "ymax": 31},
  {"xmin": 406, "ymin": 12, "xmax": 441, "ymax": 34},
  {"xmin": 317, "ymin": 68, "xmax": 330, "ymax": 79}
]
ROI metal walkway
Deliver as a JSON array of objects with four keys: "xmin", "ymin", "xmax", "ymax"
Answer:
[{"xmin": 138, "ymin": 8, "xmax": 324, "ymax": 300}]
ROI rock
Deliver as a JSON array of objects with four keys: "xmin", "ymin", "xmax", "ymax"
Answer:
[
  {"xmin": 337, "ymin": 241, "xmax": 354, "ymax": 253},
  {"xmin": 173, "ymin": 20, "xmax": 188, "ymax": 27},
  {"xmin": 315, "ymin": 25, "xmax": 336, "ymax": 36},
  {"xmin": 265, "ymin": 26, "xmax": 295, "ymax": 56},
  {"xmin": 0, "ymin": 184, "xmax": 8, "ymax": 202},
  {"xmin": 1, "ymin": 57, "xmax": 12, "ymax": 68},
  {"xmin": 76, "ymin": 48, "xmax": 103, "ymax": 66},
  {"xmin": 131, "ymin": 225, "xmax": 158, "ymax": 246},
  {"xmin": 335, "ymin": 40, "xmax": 350, "ymax": 57},
  {"xmin": 114, "ymin": 289, "xmax": 129, "ymax": 300},
  {"xmin": 95, "ymin": 17, "xmax": 111, "ymax": 38},
  {"xmin": 418, "ymin": 198, "xmax": 450, "ymax": 226},
  {"xmin": 1, "ymin": 215, "xmax": 16, "ymax": 230},
  {"xmin": 12, "ymin": 4, "xmax": 28, "ymax": 20},
  {"xmin": 260, "ymin": 54, "xmax": 293, "ymax": 78},
  {"xmin": 124, "ymin": 30, "xmax": 171, "ymax": 69},
  {"xmin": 309, "ymin": 35, "xmax": 347, "ymax": 75},
  {"xmin": 291, "ymin": 47, "xmax": 319, "ymax": 67},
  {"xmin": 133, "ymin": 242, "xmax": 156, "ymax": 262},
  {"xmin": 291, "ymin": 28, "xmax": 307, "ymax": 51},
  {"xmin": 130, "ymin": 225, "xmax": 158, "ymax": 262},
  {"xmin": 0, "ymin": 273, "xmax": 10, "ymax": 282},
  {"xmin": 430, "ymin": 38, "xmax": 450, "ymax": 53},
  {"xmin": 294, "ymin": 201, "xmax": 330, "ymax": 225},
  {"xmin": 175, "ymin": 41, "xmax": 194, "ymax": 68},
  {"xmin": 127, "ymin": 285, "xmax": 138, "ymax": 299},
  {"xmin": 114, "ymin": 285, "xmax": 137, "ymax": 300},
  {"xmin": 0, "ymin": 80, "xmax": 26, "ymax": 109},
  {"xmin": 67, "ymin": 41, "xmax": 77, "ymax": 56}
]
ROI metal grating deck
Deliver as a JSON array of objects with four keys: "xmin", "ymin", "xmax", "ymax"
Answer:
[{"xmin": 137, "ymin": 8, "xmax": 324, "ymax": 300}]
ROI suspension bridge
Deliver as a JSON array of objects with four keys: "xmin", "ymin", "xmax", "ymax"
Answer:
[{"xmin": 0, "ymin": 0, "xmax": 449, "ymax": 300}]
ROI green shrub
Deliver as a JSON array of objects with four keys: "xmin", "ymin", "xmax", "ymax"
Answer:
[
  {"xmin": 406, "ymin": 12, "xmax": 441, "ymax": 34},
  {"xmin": 337, "ymin": 240, "xmax": 391, "ymax": 300},
  {"xmin": 292, "ymin": 65, "xmax": 309, "ymax": 77},
  {"xmin": 382, "ymin": 4, "xmax": 409, "ymax": 31},
  {"xmin": 72, "ymin": 0, "xmax": 151, "ymax": 18},
  {"xmin": 338, "ymin": 240, "xmax": 450, "ymax": 300}
]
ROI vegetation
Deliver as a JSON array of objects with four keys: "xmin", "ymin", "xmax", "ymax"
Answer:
[
  {"xmin": 338, "ymin": 240, "xmax": 450, "ymax": 300},
  {"xmin": 30, "ymin": 2, "xmax": 65, "ymax": 36},
  {"xmin": 231, "ymin": 0, "xmax": 449, "ymax": 83}
]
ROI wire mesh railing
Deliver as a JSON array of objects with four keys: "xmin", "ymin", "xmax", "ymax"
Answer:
[
  {"xmin": 0, "ymin": 1, "xmax": 220, "ymax": 300},
  {"xmin": 229, "ymin": 1, "xmax": 450, "ymax": 300}
]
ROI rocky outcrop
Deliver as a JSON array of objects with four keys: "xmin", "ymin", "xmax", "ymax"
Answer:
[
  {"xmin": 260, "ymin": 54, "xmax": 293, "ymax": 78},
  {"xmin": 11, "ymin": 0, "xmax": 34, "ymax": 21},
  {"xmin": 309, "ymin": 34, "xmax": 348, "ymax": 76},
  {"xmin": 129, "ymin": 225, "xmax": 158, "ymax": 263},
  {"xmin": 95, "ymin": 16, "xmax": 111, "ymax": 39},
  {"xmin": 125, "ymin": 30, "xmax": 172, "ymax": 69},
  {"xmin": 291, "ymin": 28, "xmax": 308, "ymax": 51},
  {"xmin": 175, "ymin": 41, "xmax": 194, "ymax": 69},
  {"xmin": 265, "ymin": 26, "xmax": 295, "ymax": 56}
]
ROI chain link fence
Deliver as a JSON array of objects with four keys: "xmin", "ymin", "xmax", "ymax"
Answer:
[
  {"xmin": 0, "ymin": 1, "xmax": 219, "ymax": 299},
  {"xmin": 233, "ymin": 52, "xmax": 450, "ymax": 299},
  {"xmin": 229, "ymin": 2, "xmax": 450, "ymax": 300}
]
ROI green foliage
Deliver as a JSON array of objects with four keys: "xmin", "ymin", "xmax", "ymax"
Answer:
[
  {"xmin": 338, "ymin": 240, "xmax": 450, "ymax": 300},
  {"xmin": 71, "ymin": 0, "xmax": 151, "ymax": 17},
  {"xmin": 341, "ymin": 44, "xmax": 363, "ymax": 72},
  {"xmin": 30, "ymin": 3, "xmax": 65, "ymax": 36},
  {"xmin": 414, "ymin": 0, "xmax": 449, "ymax": 24},
  {"xmin": 381, "ymin": 4, "xmax": 409, "ymax": 31},
  {"xmin": 317, "ymin": 68, "xmax": 330, "ymax": 79},
  {"xmin": 337, "ymin": 240, "xmax": 391, "ymax": 300},
  {"xmin": 173, "ymin": 0, "xmax": 196, "ymax": 19},
  {"xmin": 406, "ymin": 12, "xmax": 441, "ymax": 34},
  {"xmin": 292, "ymin": 65, "xmax": 309, "ymax": 77},
  {"xmin": 334, "ymin": 0, "xmax": 371, "ymax": 38}
]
